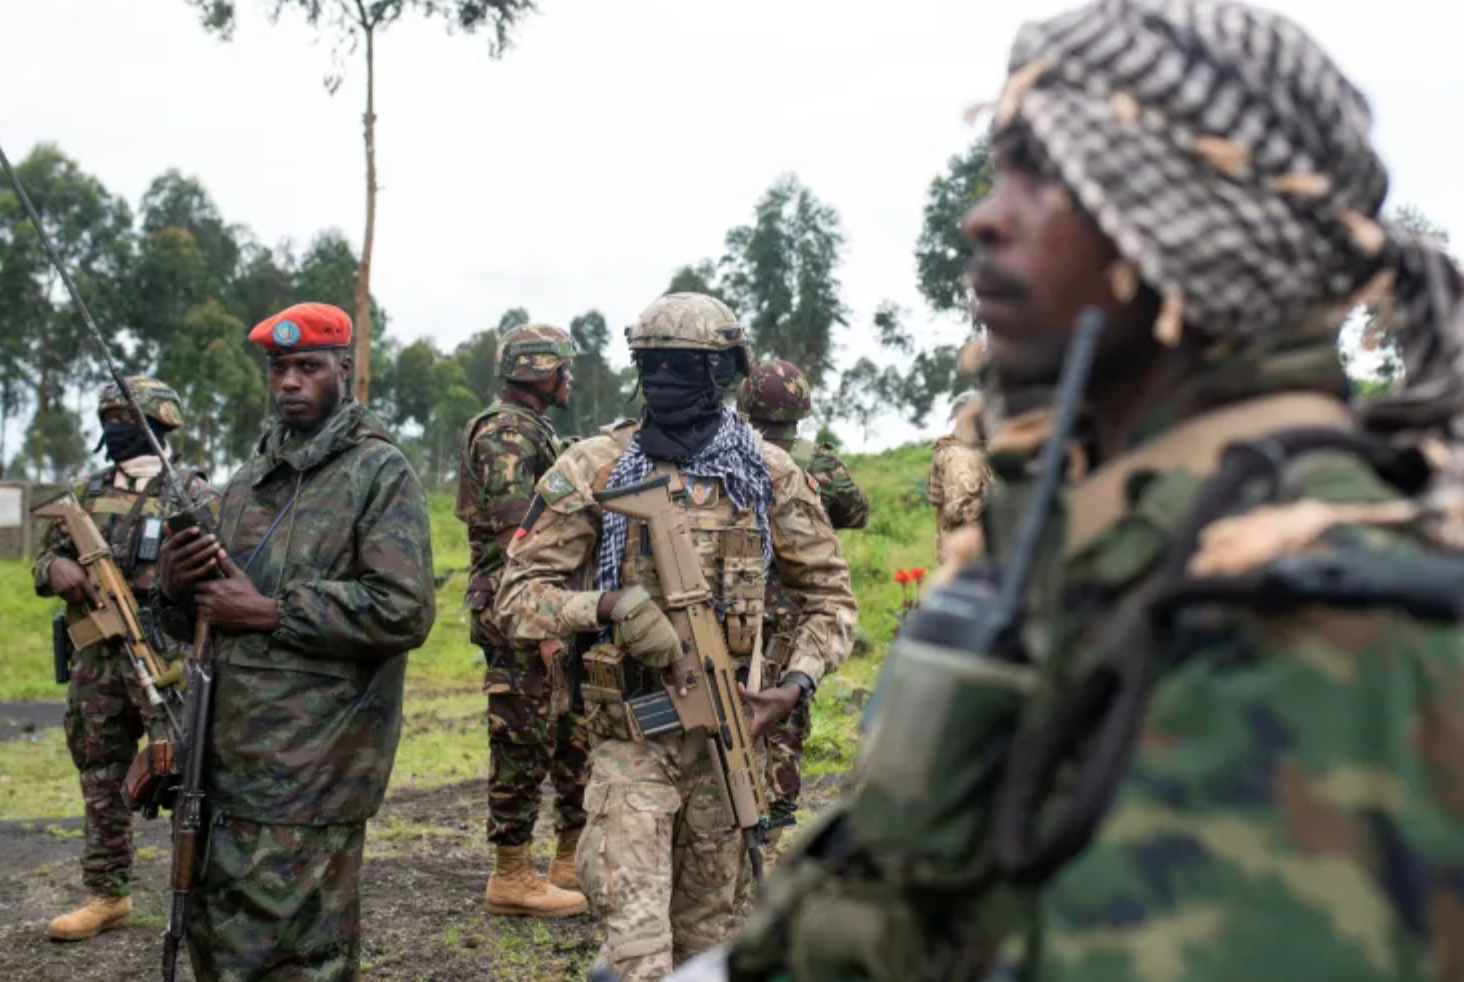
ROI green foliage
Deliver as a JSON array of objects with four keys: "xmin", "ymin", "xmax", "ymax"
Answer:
[
  {"xmin": 719, "ymin": 175, "xmax": 849, "ymax": 390},
  {"xmin": 915, "ymin": 138, "xmax": 993, "ymax": 319},
  {"xmin": 666, "ymin": 261, "xmax": 727, "ymax": 303}
]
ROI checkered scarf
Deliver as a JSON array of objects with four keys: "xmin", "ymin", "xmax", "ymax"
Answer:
[
  {"xmin": 596, "ymin": 407, "xmax": 774, "ymax": 598},
  {"xmin": 988, "ymin": 0, "xmax": 1464, "ymax": 472}
]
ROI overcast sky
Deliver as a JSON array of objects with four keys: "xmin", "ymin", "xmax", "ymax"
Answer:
[{"xmin": 3, "ymin": 0, "xmax": 1461, "ymax": 454}]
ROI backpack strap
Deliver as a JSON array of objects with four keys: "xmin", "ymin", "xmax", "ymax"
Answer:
[{"xmin": 1064, "ymin": 392, "xmax": 1353, "ymax": 557}]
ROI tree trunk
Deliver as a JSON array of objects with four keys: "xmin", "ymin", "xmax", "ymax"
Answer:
[{"xmin": 353, "ymin": 25, "xmax": 379, "ymax": 404}]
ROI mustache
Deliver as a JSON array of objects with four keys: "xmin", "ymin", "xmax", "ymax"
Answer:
[{"xmin": 964, "ymin": 257, "xmax": 1028, "ymax": 298}]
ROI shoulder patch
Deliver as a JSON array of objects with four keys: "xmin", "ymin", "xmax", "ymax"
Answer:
[{"xmin": 542, "ymin": 469, "xmax": 576, "ymax": 505}]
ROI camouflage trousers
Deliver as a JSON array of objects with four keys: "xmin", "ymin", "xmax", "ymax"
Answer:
[
  {"xmin": 762, "ymin": 700, "xmax": 811, "ymax": 823},
  {"xmin": 187, "ymin": 817, "xmax": 365, "ymax": 982},
  {"xmin": 577, "ymin": 732, "xmax": 757, "ymax": 982},
  {"xmin": 485, "ymin": 642, "xmax": 589, "ymax": 847},
  {"xmin": 63, "ymin": 641, "xmax": 160, "ymax": 897}
]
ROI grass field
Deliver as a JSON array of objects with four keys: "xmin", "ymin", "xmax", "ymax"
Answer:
[{"xmin": 0, "ymin": 443, "xmax": 938, "ymax": 814}]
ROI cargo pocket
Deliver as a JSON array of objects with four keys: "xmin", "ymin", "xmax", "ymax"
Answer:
[{"xmin": 579, "ymin": 781, "xmax": 680, "ymax": 916}]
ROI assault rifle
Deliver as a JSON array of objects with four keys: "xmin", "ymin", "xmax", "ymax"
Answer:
[
  {"xmin": 31, "ymin": 491, "xmax": 183, "ymax": 814},
  {"xmin": 593, "ymin": 470, "xmax": 778, "ymax": 882},
  {"xmin": 0, "ymin": 140, "xmax": 219, "ymax": 982}
]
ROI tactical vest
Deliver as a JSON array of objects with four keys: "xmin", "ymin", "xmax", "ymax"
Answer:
[
  {"xmin": 601, "ymin": 423, "xmax": 769, "ymax": 687},
  {"xmin": 455, "ymin": 400, "xmax": 562, "ymax": 549},
  {"xmin": 82, "ymin": 466, "xmax": 201, "ymax": 591}
]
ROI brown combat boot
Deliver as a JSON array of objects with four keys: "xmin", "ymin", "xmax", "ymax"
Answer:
[
  {"xmin": 548, "ymin": 828, "xmax": 581, "ymax": 891},
  {"xmin": 47, "ymin": 895, "xmax": 132, "ymax": 941},
  {"xmin": 486, "ymin": 844, "xmax": 588, "ymax": 918}
]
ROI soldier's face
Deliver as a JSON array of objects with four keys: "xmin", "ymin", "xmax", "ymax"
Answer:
[
  {"xmin": 961, "ymin": 136, "xmax": 1150, "ymax": 387},
  {"xmin": 550, "ymin": 366, "xmax": 573, "ymax": 409},
  {"xmin": 268, "ymin": 350, "xmax": 349, "ymax": 431}
]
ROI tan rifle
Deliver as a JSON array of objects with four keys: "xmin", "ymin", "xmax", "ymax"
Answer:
[
  {"xmin": 32, "ymin": 490, "xmax": 182, "ymax": 740},
  {"xmin": 594, "ymin": 468, "xmax": 775, "ymax": 881}
]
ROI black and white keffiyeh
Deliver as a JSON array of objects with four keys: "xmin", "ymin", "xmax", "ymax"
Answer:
[
  {"xmin": 596, "ymin": 407, "xmax": 774, "ymax": 597},
  {"xmin": 988, "ymin": 0, "xmax": 1464, "ymax": 465}
]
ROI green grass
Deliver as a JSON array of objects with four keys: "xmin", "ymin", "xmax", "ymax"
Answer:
[
  {"xmin": 0, "ymin": 442, "xmax": 938, "ymax": 819},
  {"xmin": 0, "ymin": 559, "xmax": 64, "ymax": 702}
]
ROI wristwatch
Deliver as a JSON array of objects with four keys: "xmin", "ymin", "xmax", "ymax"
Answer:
[{"xmin": 779, "ymin": 671, "xmax": 816, "ymax": 709}]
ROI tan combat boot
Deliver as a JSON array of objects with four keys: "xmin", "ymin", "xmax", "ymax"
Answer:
[
  {"xmin": 485, "ymin": 844, "xmax": 588, "ymax": 918},
  {"xmin": 47, "ymin": 895, "xmax": 132, "ymax": 941},
  {"xmin": 548, "ymin": 828, "xmax": 582, "ymax": 891}
]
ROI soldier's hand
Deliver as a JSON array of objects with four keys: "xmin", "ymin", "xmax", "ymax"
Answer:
[
  {"xmin": 739, "ymin": 682, "xmax": 801, "ymax": 739},
  {"xmin": 194, "ymin": 553, "xmax": 280, "ymax": 634},
  {"xmin": 157, "ymin": 526, "xmax": 221, "ymax": 601},
  {"xmin": 607, "ymin": 586, "xmax": 684, "ymax": 669},
  {"xmin": 49, "ymin": 558, "xmax": 100, "ymax": 609}
]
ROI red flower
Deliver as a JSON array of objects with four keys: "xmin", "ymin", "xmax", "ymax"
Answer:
[
  {"xmin": 911, "ymin": 567, "xmax": 927, "ymax": 581},
  {"xmin": 894, "ymin": 570, "xmax": 909, "ymax": 584}
]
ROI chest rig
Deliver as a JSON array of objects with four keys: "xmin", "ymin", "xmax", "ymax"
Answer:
[{"xmin": 82, "ymin": 469, "xmax": 175, "ymax": 589}]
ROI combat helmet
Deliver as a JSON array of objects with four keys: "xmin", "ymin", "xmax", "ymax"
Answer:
[
  {"xmin": 737, "ymin": 360, "xmax": 812, "ymax": 423},
  {"xmin": 98, "ymin": 377, "xmax": 183, "ymax": 431},
  {"xmin": 627, "ymin": 292, "xmax": 750, "ymax": 381},
  {"xmin": 497, "ymin": 324, "xmax": 576, "ymax": 382}
]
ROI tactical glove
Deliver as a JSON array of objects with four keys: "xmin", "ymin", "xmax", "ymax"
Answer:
[{"xmin": 611, "ymin": 586, "xmax": 684, "ymax": 668}]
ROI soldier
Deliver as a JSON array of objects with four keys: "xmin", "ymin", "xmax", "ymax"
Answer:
[
  {"xmin": 735, "ymin": 359, "xmax": 868, "ymax": 830},
  {"xmin": 679, "ymin": 1, "xmax": 1464, "ymax": 980},
  {"xmin": 34, "ymin": 378, "xmax": 218, "ymax": 942},
  {"xmin": 496, "ymin": 293, "xmax": 858, "ymax": 982},
  {"xmin": 154, "ymin": 302, "xmax": 436, "ymax": 981},
  {"xmin": 455, "ymin": 323, "xmax": 590, "ymax": 918},
  {"xmin": 927, "ymin": 389, "xmax": 992, "ymax": 565}
]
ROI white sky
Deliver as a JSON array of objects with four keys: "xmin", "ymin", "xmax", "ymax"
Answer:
[{"xmin": 3, "ymin": 0, "xmax": 1462, "ymax": 454}]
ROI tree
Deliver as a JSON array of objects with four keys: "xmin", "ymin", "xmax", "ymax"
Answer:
[
  {"xmin": 186, "ymin": 0, "xmax": 540, "ymax": 404},
  {"xmin": 914, "ymin": 138, "xmax": 993, "ymax": 320},
  {"xmin": 0, "ymin": 144, "xmax": 133, "ymax": 472},
  {"xmin": 666, "ymin": 261, "xmax": 727, "ymax": 303},
  {"xmin": 719, "ymin": 175, "xmax": 848, "ymax": 389}
]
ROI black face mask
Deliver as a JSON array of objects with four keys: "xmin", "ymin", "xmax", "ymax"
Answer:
[
  {"xmin": 100, "ymin": 420, "xmax": 160, "ymax": 463},
  {"xmin": 635, "ymin": 351, "xmax": 737, "ymax": 460}
]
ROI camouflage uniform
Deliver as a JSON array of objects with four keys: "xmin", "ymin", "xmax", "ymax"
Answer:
[
  {"xmin": 704, "ymin": 2, "xmax": 1464, "ymax": 980},
  {"xmin": 737, "ymin": 361, "xmax": 869, "ymax": 823},
  {"xmin": 155, "ymin": 399, "xmax": 435, "ymax": 981},
  {"xmin": 497, "ymin": 296, "xmax": 858, "ymax": 982},
  {"xmin": 456, "ymin": 326, "xmax": 589, "ymax": 854},
  {"xmin": 928, "ymin": 438, "xmax": 991, "ymax": 566},
  {"xmin": 33, "ymin": 378, "xmax": 218, "ymax": 905}
]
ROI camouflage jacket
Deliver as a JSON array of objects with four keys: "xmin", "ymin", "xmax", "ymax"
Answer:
[
  {"xmin": 782, "ymin": 438, "xmax": 870, "ymax": 531},
  {"xmin": 968, "ymin": 384, "xmax": 1464, "ymax": 981},
  {"xmin": 455, "ymin": 397, "xmax": 562, "ymax": 648},
  {"xmin": 35, "ymin": 459, "xmax": 220, "ymax": 656},
  {"xmin": 495, "ymin": 424, "xmax": 858, "ymax": 690},
  {"xmin": 928, "ymin": 435, "xmax": 991, "ymax": 534},
  {"xmin": 155, "ymin": 401, "xmax": 436, "ymax": 826}
]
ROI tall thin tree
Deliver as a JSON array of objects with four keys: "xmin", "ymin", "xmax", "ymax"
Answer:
[{"xmin": 185, "ymin": 0, "xmax": 539, "ymax": 402}]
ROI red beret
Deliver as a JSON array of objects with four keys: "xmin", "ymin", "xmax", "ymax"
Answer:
[{"xmin": 249, "ymin": 303, "xmax": 353, "ymax": 353}]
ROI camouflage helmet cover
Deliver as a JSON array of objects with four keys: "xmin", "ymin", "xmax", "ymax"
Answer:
[
  {"xmin": 737, "ymin": 359, "xmax": 812, "ymax": 423},
  {"xmin": 626, "ymin": 292, "xmax": 749, "ymax": 353},
  {"xmin": 98, "ymin": 376, "xmax": 183, "ymax": 431},
  {"xmin": 497, "ymin": 323, "xmax": 576, "ymax": 382}
]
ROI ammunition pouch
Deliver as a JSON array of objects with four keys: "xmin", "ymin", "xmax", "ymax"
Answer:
[
  {"xmin": 466, "ymin": 573, "xmax": 505, "ymax": 649},
  {"xmin": 124, "ymin": 740, "xmax": 178, "ymax": 819},
  {"xmin": 53, "ymin": 614, "xmax": 72, "ymax": 685},
  {"xmin": 580, "ymin": 642, "xmax": 644, "ymax": 742},
  {"xmin": 720, "ymin": 528, "xmax": 765, "ymax": 657}
]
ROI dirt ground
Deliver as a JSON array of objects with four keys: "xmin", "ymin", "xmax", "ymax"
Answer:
[{"xmin": 0, "ymin": 723, "xmax": 850, "ymax": 982}]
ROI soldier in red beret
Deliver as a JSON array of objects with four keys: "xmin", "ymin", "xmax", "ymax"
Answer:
[{"xmin": 155, "ymin": 301, "xmax": 436, "ymax": 981}]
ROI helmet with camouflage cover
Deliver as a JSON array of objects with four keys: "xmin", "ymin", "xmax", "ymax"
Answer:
[
  {"xmin": 497, "ymin": 324, "xmax": 576, "ymax": 382},
  {"xmin": 627, "ymin": 293, "xmax": 749, "ymax": 355},
  {"xmin": 737, "ymin": 360, "xmax": 812, "ymax": 423},
  {"xmin": 97, "ymin": 377, "xmax": 183, "ymax": 431}
]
